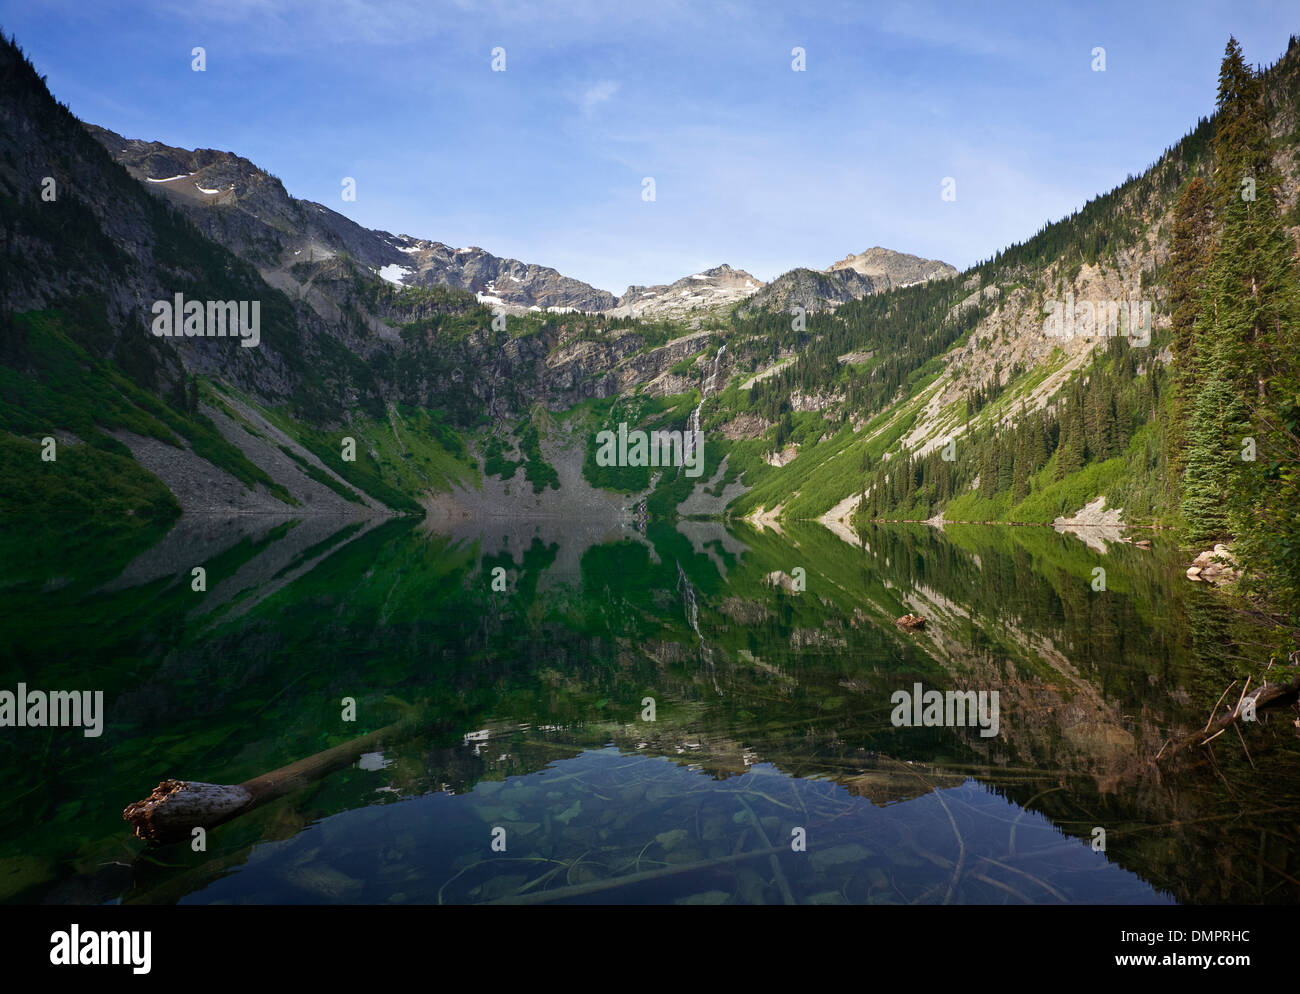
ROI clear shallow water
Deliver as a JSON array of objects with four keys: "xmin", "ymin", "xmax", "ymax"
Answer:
[
  {"xmin": 186, "ymin": 753, "xmax": 1166, "ymax": 905},
  {"xmin": 1, "ymin": 514, "xmax": 1297, "ymax": 904}
]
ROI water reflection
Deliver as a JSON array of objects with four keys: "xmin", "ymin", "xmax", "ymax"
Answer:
[{"xmin": 1, "ymin": 511, "xmax": 1297, "ymax": 904}]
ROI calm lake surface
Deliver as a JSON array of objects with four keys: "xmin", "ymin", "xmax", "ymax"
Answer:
[{"xmin": 2, "ymin": 513, "xmax": 1298, "ymax": 905}]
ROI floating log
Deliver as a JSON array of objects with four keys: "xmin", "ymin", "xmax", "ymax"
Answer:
[
  {"xmin": 1159, "ymin": 672, "xmax": 1300, "ymax": 762},
  {"xmin": 124, "ymin": 714, "xmax": 420, "ymax": 844}
]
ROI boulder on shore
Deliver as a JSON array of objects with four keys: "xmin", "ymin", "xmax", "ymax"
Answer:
[{"xmin": 1185, "ymin": 546, "xmax": 1240, "ymax": 585}]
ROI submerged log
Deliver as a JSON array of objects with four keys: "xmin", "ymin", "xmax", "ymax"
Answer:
[
  {"xmin": 1159, "ymin": 672, "xmax": 1300, "ymax": 763},
  {"xmin": 484, "ymin": 844, "xmax": 789, "ymax": 905},
  {"xmin": 124, "ymin": 714, "xmax": 419, "ymax": 844}
]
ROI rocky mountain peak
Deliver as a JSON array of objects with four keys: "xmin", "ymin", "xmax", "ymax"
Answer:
[
  {"xmin": 606, "ymin": 264, "xmax": 765, "ymax": 319},
  {"xmin": 826, "ymin": 246, "xmax": 958, "ymax": 290},
  {"xmin": 737, "ymin": 266, "xmax": 875, "ymax": 317}
]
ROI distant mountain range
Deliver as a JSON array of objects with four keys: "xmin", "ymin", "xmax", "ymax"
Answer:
[{"xmin": 85, "ymin": 125, "xmax": 953, "ymax": 319}]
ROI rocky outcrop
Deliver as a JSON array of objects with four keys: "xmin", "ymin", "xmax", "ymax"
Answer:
[
  {"xmin": 611, "ymin": 330, "xmax": 717, "ymax": 390},
  {"xmin": 764, "ymin": 445, "xmax": 798, "ymax": 467},
  {"xmin": 789, "ymin": 389, "xmax": 843, "ymax": 413},
  {"xmin": 765, "ymin": 570, "xmax": 802, "ymax": 592},
  {"xmin": 542, "ymin": 332, "xmax": 639, "ymax": 396},
  {"xmin": 790, "ymin": 628, "xmax": 847, "ymax": 650},
  {"xmin": 1052, "ymin": 497, "xmax": 1125, "ymax": 552},
  {"xmin": 719, "ymin": 413, "xmax": 772, "ymax": 441}
]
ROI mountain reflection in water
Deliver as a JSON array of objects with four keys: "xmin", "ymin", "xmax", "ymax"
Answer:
[{"xmin": 1, "ymin": 513, "xmax": 1297, "ymax": 905}]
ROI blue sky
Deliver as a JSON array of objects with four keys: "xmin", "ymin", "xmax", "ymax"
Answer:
[{"xmin": 2, "ymin": 1, "xmax": 1295, "ymax": 293}]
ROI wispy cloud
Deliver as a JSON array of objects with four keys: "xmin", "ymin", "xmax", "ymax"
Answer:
[{"xmin": 579, "ymin": 79, "xmax": 620, "ymax": 115}]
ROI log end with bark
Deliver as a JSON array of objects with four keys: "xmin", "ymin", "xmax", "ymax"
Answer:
[
  {"xmin": 123, "ymin": 713, "xmax": 420, "ymax": 845},
  {"xmin": 123, "ymin": 779, "xmax": 252, "ymax": 845}
]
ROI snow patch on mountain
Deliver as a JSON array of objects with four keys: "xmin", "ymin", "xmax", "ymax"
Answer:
[{"xmin": 378, "ymin": 264, "xmax": 411, "ymax": 286}]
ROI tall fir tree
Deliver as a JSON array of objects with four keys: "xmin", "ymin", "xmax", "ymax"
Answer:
[
  {"xmin": 1181, "ymin": 37, "xmax": 1300, "ymax": 623},
  {"xmin": 1183, "ymin": 39, "xmax": 1261, "ymax": 539},
  {"xmin": 1012, "ymin": 440, "xmax": 1030, "ymax": 504},
  {"xmin": 1167, "ymin": 176, "xmax": 1215, "ymax": 477},
  {"xmin": 1181, "ymin": 360, "xmax": 1248, "ymax": 542}
]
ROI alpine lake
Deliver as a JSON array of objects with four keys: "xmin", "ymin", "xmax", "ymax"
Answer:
[{"xmin": 2, "ymin": 511, "xmax": 1298, "ymax": 906}]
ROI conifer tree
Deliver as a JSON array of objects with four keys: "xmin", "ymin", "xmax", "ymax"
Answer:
[
  {"xmin": 997, "ymin": 436, "xmax": 1015, "ymax": 493},
  {"xmin": 1012, "ymin": 446, "xmax": 1029, "ymax": 503},
  {"xmin": 1182, "ymin": 37, "xmax": 1300, "ymax": 616},
  {"xmin": 1181, "ymin": 365, "xmax": 1245, "ymax": 541},
  {"xmin": 1168, "ymin": 176, "xmax": 1214, "ymax": 476}
]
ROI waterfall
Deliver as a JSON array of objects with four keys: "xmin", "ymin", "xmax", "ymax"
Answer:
[
  {"xmin": 676, "ymin": 561, "xmax": 721, "ymax": 694},
  {"xmin": 681, "ymin": 343, "xmax": 725, "ymax": 474},
  {"xmin": 676, "ymin": 560, "xmax": 701, "ymax": 639},
  {"xmin": 704, "ymin": 342, "xmax": 726, "ymax": 395}
]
